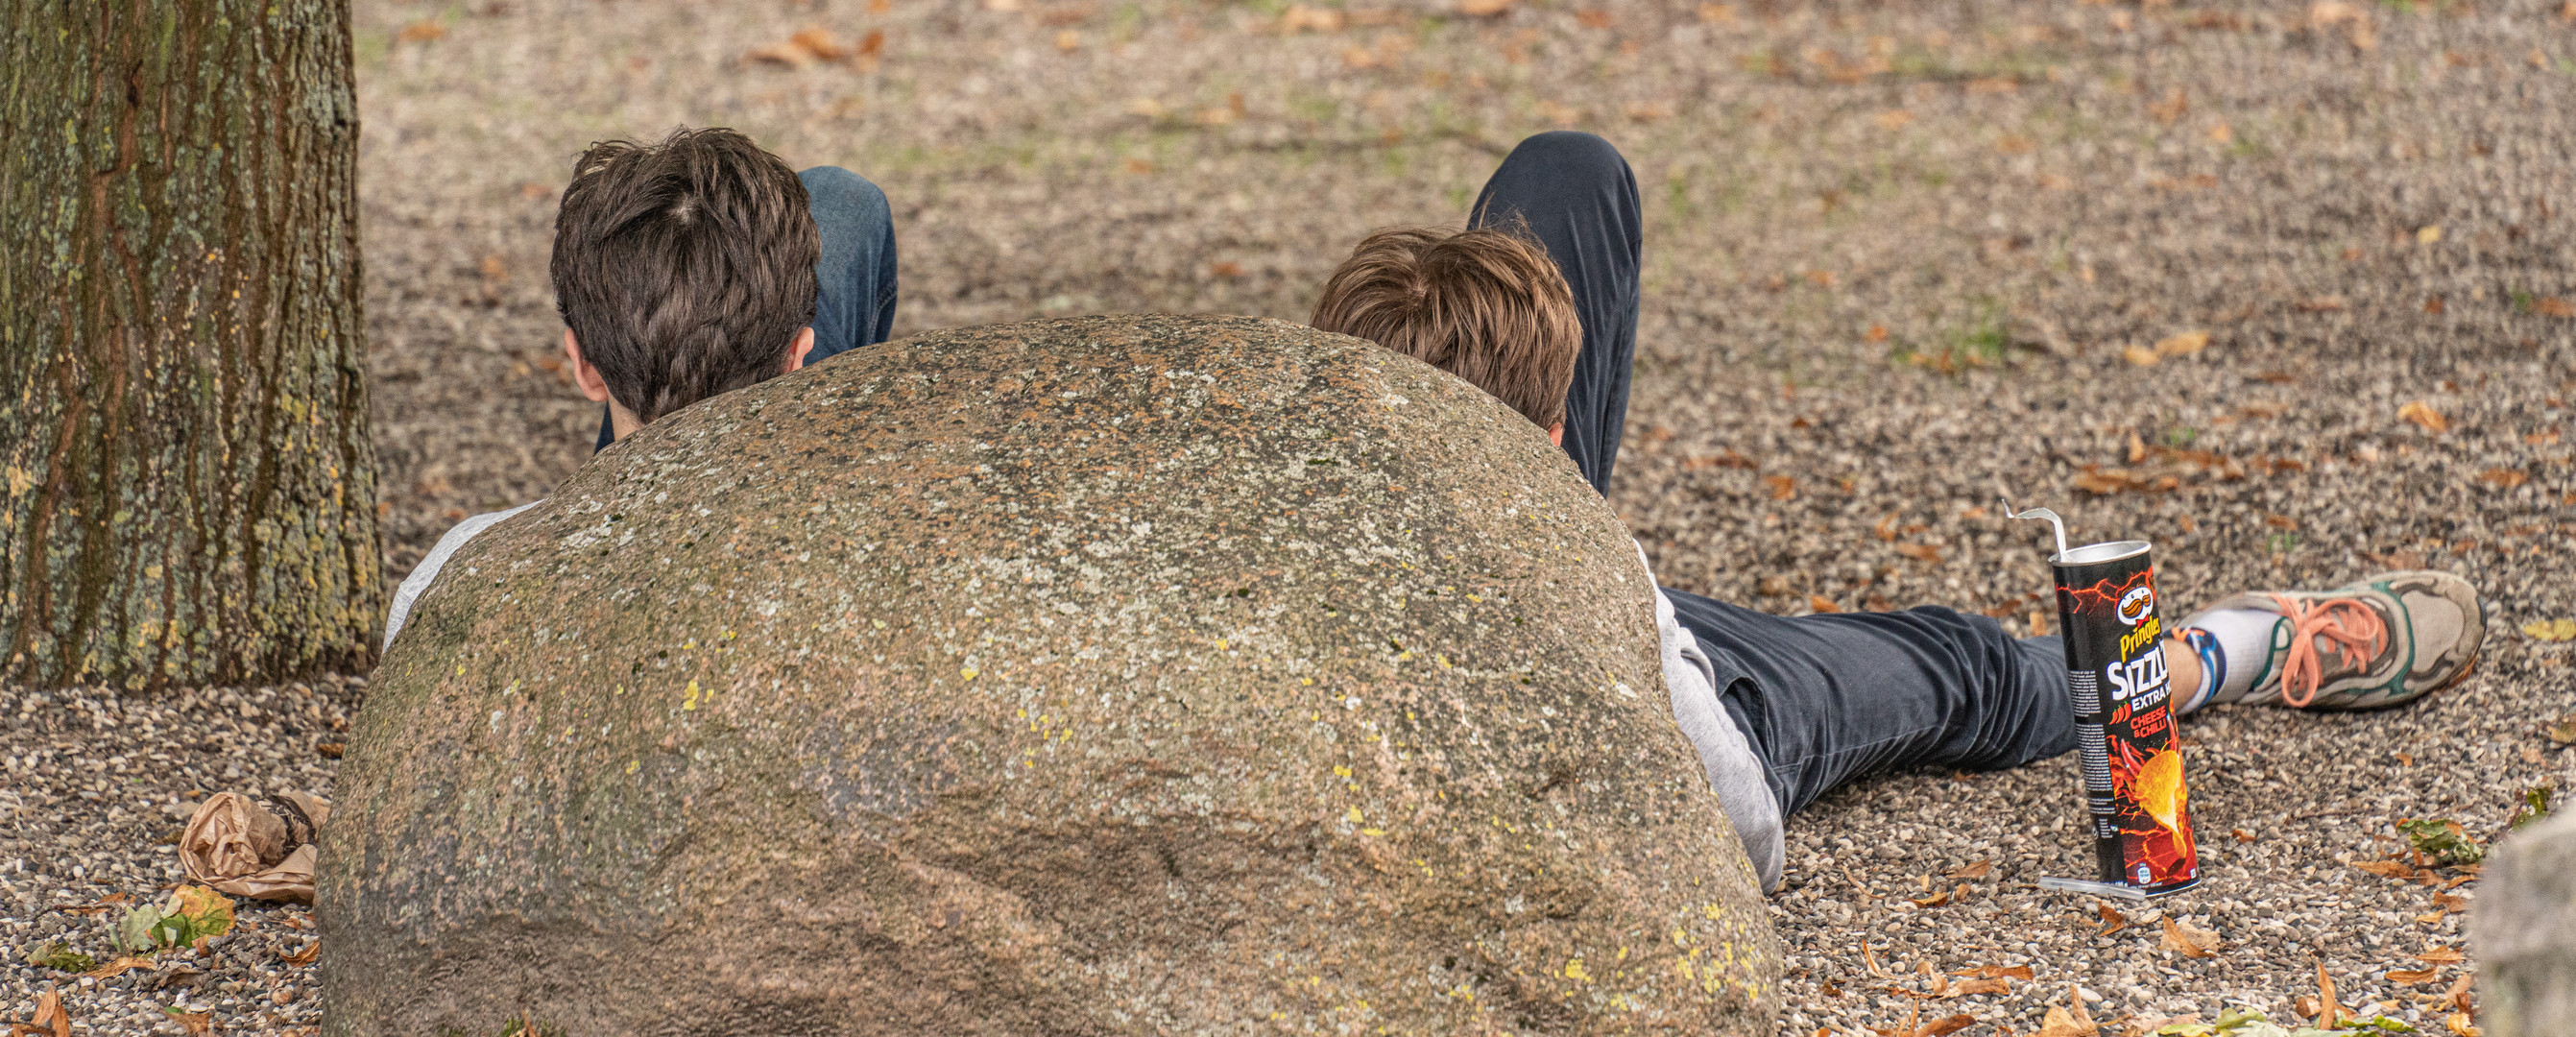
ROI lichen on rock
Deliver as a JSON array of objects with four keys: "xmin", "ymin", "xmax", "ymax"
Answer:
[{"xmin": 321, "ymin": 314, "xmax": 1777, "ymax": 1035}]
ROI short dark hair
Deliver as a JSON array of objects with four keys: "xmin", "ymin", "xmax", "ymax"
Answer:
[
  {"xmin": 1308, "ymin": 225, "xmax": 1580, "ymax": 430},
  {"xmin": 549, "ymin": 127, "xmax": 819, "ymax": 423}
]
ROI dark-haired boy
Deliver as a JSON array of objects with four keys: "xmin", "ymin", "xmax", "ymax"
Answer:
[
  {"xmin": 1311, "ymin": 132, "xmax": 2486, "ymax": 891},
  {"xmin": 383, "ymin": 127, "xmax": 900, "ymax": 647}
]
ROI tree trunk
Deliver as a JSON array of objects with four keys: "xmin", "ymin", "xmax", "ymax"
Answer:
[{"xmin": 1, "ymin": 0, "xmax": 379, "ymax": 688}]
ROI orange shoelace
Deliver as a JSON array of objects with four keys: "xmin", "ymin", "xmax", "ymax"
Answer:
[{"xmin": 2267, "ymin": 593, "xmax": 2388, "ymax": 708}]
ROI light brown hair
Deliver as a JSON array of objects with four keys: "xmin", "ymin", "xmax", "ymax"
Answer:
[
  {"xmin": 1308, "ymin": 225, "xmax": 1580, "ymax": 430},
  {"xmin": 550, "ymin": 127, "xmax": 819, "ymax": 422}
]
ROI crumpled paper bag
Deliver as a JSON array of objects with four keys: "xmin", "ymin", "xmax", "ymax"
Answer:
[{"xmin": 179, "ymin": 791, "xmax": 328, "ymax": 904}]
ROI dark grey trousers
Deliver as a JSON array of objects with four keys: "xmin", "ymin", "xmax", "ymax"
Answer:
[{"xmin": 1472, "ymin": 132, "xmax": 2076, "ymax": 817}]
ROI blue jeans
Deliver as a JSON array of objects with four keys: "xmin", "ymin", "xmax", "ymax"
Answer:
[
  {"xmin": 595, "ymin": 166, "xmax": 899, "ymax": 450},
  {"xmin": 1473, "ymin": 133, "xmax": 2076, "ymax": 817}
]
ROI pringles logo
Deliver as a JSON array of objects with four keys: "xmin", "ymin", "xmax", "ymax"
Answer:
[{"xmin": 2116, "ymin": 586, "xmax": 2155, "ymax": 627}]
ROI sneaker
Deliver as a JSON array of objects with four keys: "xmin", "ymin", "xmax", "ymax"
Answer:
[{"xmin": 2188, "ymin": 570, "xmax": 2484, "ymax": 711}]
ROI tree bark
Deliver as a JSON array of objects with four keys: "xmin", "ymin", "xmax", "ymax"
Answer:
[{"xmin": 2, "ymin": 0, "xmax": 380, "ymax": 688}]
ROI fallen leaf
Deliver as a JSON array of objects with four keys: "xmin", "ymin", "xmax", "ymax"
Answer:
[
  {"xmin": 2123, "ymin": 345, "xmax": 2162, "ymax": 367},
  {"xmin": 25, "ymin": 990, "xmax": 69, "ymax": 1037},
  {"xmin": 2537, "ymin": 297, "xmax": 2576, "ymax": 318},
  {"xmin": 2154, "ymin": 330, "xmax": 2210, "ymax": 358},
  {"xmin": 1766, "ymin": 474, "xmax": 1796, "ymax": 500},
  {"xmin": 1810, "ymin": 595, "xmax": 1842, "ymax": 615},
  {"xmin": 2038, "ymin": 985, "xmax": 2098, "ymax": 1036},
  {"xmin": 2525, "ymin": 619, "xmax": 2576, "ymax": 643},
  {"xmin": 1209, "ymin": 261, "xmax": 1244, "ymax": 278},
  {"xmin": 162, "ymin": 1007, "xmax": 212, "ymax": 1036},
  {"xmin": 1945, "ymin": 859, "xmax": 1992, "ymax": 880},
  {"xmin": 2295, "ymin": 296, "xmax": 2347, "ymax": 313},
  {"xmin": 2418, "ymin": 225, "xmax": 2442, "ymax": 244},
  {"xmin": 2159, "ymin": 917, "xmax": 2217, "ymax": 958},
  {"xmin": 1952, "ymin": 964, "xmax": 2036, "ymax": 981},
  {"xmin": 2097, "ymin": 903, "xmax": 2129, "ymax": 936},
  {"xmin": 1896, "ymin": 543, "xmax": 1942, "ymax": 564},
  {"xmin": 2445, "ymin": 1011, "xmax": 2480, "ymax": 1036},
  {"xmin": 1910, "ymin": 888, "xmax": 1952, "ymax": 907},
  {"xmin": 281, "ymin": 939, "xmax": 320, "ymax": 966},
  {"xmin": 2443, "ymin": 973, "xmax": 2473, "ymax": 1013},
  {"xmin": 2387, "ymin": 967, "xmax": 2440, "ymax": 983},
  {"xmin": 2354, "ymin": 859, "xmax": 2418, "ymax": 879},
  {"xmin": 2419, "ymin": 946, "xmax": 2466, "ymax": 965},
  {"xmin": 1277, "ymin": 4, "xmax": 1344, "ymax": 33},
  {"xmin": 1457, "ymin": 0, "xmax": 1512, "ymax": 14},
  {"xmin": 2480, "ymin": 469, "xmax": 2530, "ymax": 489},
  {"xmin": 1916, "ymin": 1014, "xmax": 1978, "ymax": 1036},
  {"xmin": 2397, "ymin": 400, "xmax": 2448, "ymax": 433},
  {"xmin": 1864, "ymin": 941, "xmax": 1888, "ymax": 977},
  {"xmin": 2232, "ymin": 829, "xmax": 2254, "ymax": 843},
  {"xmin": 84, "ymin": 955, "xmax": 157, "ymax": 979},
  {"xmin": 1949, "ymin": 977, "xmax": 2010, "ymax": 997}
]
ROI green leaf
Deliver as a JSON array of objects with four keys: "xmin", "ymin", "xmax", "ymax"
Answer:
[
  {"xmin": 116, "ymin": 904, "xmax": 165, "ymax": 953},
  {"xmin": 2395, "ymin": 817, "xmax": 2485, "ymax": 866},
  {"xmin": 23, "ymin": 940, "xmax": 96, "ymax": 973},
  {"xmin": 2510, "ymin": 784, "xmax": 2555, "ymax": 831}
]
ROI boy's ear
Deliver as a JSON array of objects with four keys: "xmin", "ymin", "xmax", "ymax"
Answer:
[
  {"xmin": 564, "ymin": 329, "xmax": 613, "ymax": 404},
  {"xmin": 784, "ymin": 326, "xmax": 817, "ymax": 373},
  {"xmin": 1548, "ymin": 422, "xmax": 1565, "ymax": 447}
]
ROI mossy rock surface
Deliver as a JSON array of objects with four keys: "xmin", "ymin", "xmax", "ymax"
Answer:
[{"xmin": 321, "ymin": 314, "xmax": 1777, "ymax": 1036}]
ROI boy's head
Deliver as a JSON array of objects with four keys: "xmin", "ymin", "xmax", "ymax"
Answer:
[
  {"xmin": 1309, "ymin": 225, "xmax": 1580, "ymax": 434},
  {"xmin": 550, "ymin": 127, "xmax": 819, "ymax": 430}
]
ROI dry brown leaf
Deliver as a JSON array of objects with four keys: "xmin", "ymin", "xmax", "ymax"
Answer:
[
  {"xmin": 1457, "ymin": 0, "xmax": 1512, "ymax": 14},
  {"xmin": 2096, "ymin": 903, "xmax": 2129, "ymax": 936},
  {"xmin": 2444, "ymin": 1011, "xmax": 2479, "ymax": 1036},
  {"xmin": 83, "ymin": 955, "xmax": 157, "ymax": 979},
  {"xmin": 2154, "ymin": 330, "xmax": 2210, "ymax": 358},
  {"xmin": 2388, "ymin": 967, "xmax": 2440, "ymax": 983},
  {"xmin": 1766, "ymin": 474, "xmax": 1796, "ymax": 500},
  {"xmin": 162, "ymin": 1007, "xmax": 212, "ymax": 1036},
  {"xmin": 2398, "ymin": 400, "xmax": 2449, "ymax": 433},
  {"xmin": 2479, "ymin": 469, "xmax": 2530, "ymax": 489},
  {"xmin": 1864, "ymin": 941, "xmax": 1888, "ymax": 977},
  {"xmin": 282, "ymin": 939, "xmax": 321, "ymax": 966},
  {"xmin": 2443, "ymin": 973, "xmax": 2473, "ymax": 1013},
  {"xmin": 2354, "ymin": 859, "xmax": 2418, "ymax": 879},
  {"xmin": 2037, "ymin": 985, "xmax": 2098, "ymax": 1036},
  {"xmin": 1910, "ymin": 888, "xmax": 1952, "ymax": 907},
  {"xmin": 2419, "ymin": 945, "xmax": 2467, "ymax": 965},
  {"xmin": 1895, "ymin": 543, "xmax": 1942, "ymax": 564},
  {"xmin": 1209, "ymin": 261, "xmax": 1243, "ymax": 278},
  {"xmin": 2122, "ymin": 345, "xmax": 2162, "ymax": 367},
  {"xmin": 2159, "ymin": 916, "xmax": 2217, "ymax": 957},
  {"xmin": 1916, "ymin": 1014, "xmax": 1978, "ymax": 1036},
  {"xmin": 20, "ymin": 990, "xmax": 69, "ymax": 1037},
  {"xmin": 1810, "ymin": 595, "xmax": 1842, "ymax": 615},
  {"xmin": 1949, "ymin": 977, "xmax": 2010, "ymax": 997},
  {"xmin": 1945, "ymin": 859, "xmax": 1992, "ymax": 880},
  {"xmin": 2537, "ymin": 297, "xmax": 2576, "ymax": 318}
]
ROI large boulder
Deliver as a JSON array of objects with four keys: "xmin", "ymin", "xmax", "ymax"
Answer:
[
  {"xmin": 2473, "ymin": 808, "xmax": 2576, "ymax": 1037},
  {"xmin": 321, "ymin": 314, "xmax": 1777, "ymax": 1036}
]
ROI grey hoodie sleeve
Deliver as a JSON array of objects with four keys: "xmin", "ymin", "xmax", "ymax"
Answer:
[
  {"xmin": 1636, "ymin": 543, "xmax": 1784, "ymax": 893},
  {"xmin": 383, "ymin": 501, "xmax": 538, "ymax": 651}
]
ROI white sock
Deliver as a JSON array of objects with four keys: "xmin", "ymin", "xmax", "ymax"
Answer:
[{"xmin": 2177, "ymin": 608, "xmax": 2285, "ymax": 710}]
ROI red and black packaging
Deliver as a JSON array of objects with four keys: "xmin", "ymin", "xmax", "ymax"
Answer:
[{"xmin": 2051, "ymin": 540, "xmax": 2200, "ymax": 896}]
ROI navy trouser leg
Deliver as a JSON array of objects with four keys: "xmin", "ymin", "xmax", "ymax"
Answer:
[
  {"xmin": 1467, "ymin": 132, "xmax": 1641, "ymax": 496},
  {"xmin": 594, "ymin": 165, "xmax": 899, "ymax": 450},
  {"xmin": 1662, "ymin": 588, "xmax": 2077, "ymax": 817}
]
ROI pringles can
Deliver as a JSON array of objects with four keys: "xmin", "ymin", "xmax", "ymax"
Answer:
[{"xmin": 2008, "ymin": 502, "xmax": 2200, "ymax": 897}]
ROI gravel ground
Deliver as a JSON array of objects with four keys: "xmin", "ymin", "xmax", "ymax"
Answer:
[{"xmin": 10, "ymin": 0, "xmax": 2576, "ymax": 1033}]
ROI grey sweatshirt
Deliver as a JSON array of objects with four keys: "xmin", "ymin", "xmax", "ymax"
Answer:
[{"xmin": 1636, "ymin": 543, "xmax": 1785, "ymax": 892}]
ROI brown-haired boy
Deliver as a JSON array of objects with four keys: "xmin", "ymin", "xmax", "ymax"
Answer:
[
  {"xmin": 384, "ymin": 127, "xmax": 902, "ymax": 646},
  {"xmin": 1312, "ymin": 132, "xmax": 2486, "ymax": 892}
]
